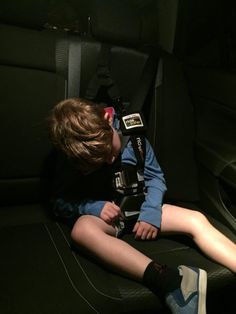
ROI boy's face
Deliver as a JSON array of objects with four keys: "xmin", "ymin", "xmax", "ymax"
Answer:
[{"xmin": 106, "ymin": 128, "xmax": 121, "ymax": 164}]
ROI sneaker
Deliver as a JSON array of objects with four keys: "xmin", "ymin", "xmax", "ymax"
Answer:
[{"xmin": 165, "ymin": 265, "xmax": 207, "ymax": 314}]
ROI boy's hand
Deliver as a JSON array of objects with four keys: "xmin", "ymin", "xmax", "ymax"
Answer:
[
  {"xmin": 100, "ymin": 202, "xmax": 121, "ymax": 224},
  {"xmin": 133, "ymin": 221, "xmax": 159, "ymax": 240}
]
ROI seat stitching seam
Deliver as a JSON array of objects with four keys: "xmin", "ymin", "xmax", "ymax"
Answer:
[
  {"xmin": 44, "ymin": 224, "xmax": 100, "ymax": 313},
  {"xmin": 56, "ymin": 223, "xmax": 122, "ymax": 301}
]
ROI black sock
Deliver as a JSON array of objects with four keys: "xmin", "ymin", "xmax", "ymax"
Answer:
[{"xmin": 142, "ymin": 261, "xmax": 182, "ymax": 299}]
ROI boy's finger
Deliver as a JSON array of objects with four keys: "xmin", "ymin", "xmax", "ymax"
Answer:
[
  {"xmin": 102, "ymin": 213, "xmax": 112, "ymax": 224},
  {"xmin": 111, "ymin": 202, "xmax": 120, "ymax": 212},
  {"xmin": 141, "ymin": 229, "xmax": 148, "ymax": 240},
  {"xmin": 146, "ymin": 231, "xmax": 153, "ymax": 240},
  {"xmin": 135, "ymin": 224, "xmax": 144, "ymax": 239},
  {"xmin": 152, "ymin": 231, "xmax": 157, "ymax": 240},
  {"xmin": 132, "ymin": 222, "xmax": 139, "ymax": 233}
]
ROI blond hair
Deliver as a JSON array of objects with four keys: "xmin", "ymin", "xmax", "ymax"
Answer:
[{"xmin": 49, "ymin": 98, "xmax": 113, "ymax": 173}]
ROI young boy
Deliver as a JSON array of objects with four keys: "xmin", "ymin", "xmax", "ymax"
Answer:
[{"xmin": 49, "ymin": 97, "xmax": 234, "ymax": 314}]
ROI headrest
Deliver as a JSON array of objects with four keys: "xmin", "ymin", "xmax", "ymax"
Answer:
[
  {"xmin": 0, "ymin": 0, "xmax": 50, "ymax": 29},
  {"xmin": 0, "ymin": 0, "xmax": 158, "ymax": 45},
  {"xmin": 89, "ymin": 0, "xmax": 158, "ymax": 46},
  {"xmin": 0, "ymin": 0, "xmax": 80, "ymax": 33},
  {"xmin": 89, "ymin": 0, "xmax": 140, "ymax": 45}
]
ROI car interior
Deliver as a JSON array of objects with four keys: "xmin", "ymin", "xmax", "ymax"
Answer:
[{"xmin": 0, "ymin": 0, "xmax": 236, "ymax": 313}]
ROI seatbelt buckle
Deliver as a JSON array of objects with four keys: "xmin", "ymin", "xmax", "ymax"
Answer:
[{"xmin": 119, "ymin": 194, "xmax": 146, "ymax": 220}]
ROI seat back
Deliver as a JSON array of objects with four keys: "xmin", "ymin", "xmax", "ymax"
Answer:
[
  {"xmin": 148, "ymin": 54, "xmax": 199, "ymax": 202},
  {"xmin": 0, "ymin": 24, "xmax": 68, "ymax": 206},
  {"xmin": 0, "ymin": 0, "xmax": 157, "ymax": 209}
]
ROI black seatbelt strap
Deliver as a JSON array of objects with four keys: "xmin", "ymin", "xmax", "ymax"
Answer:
[
  {"xmin": 119, "ymin": 111, "xmax": 147, "ymax": 173},
  {"xmin": 85, "ymin": 46, "xmax": 158, "ymax": 174},
  {"xmin": 120, "ymin": 52, "xmax": 158, "ymax": 167},
  {"xmin": 85, "ymin": 44, "xmax": 158, "ymax": 117},
  {"xmin": 130, "ymin": 135, "xmax": 146, "ymax": 172},
  {"xmin": 85, "ymin": 44, "xmax": 121, "ymax": 106}
]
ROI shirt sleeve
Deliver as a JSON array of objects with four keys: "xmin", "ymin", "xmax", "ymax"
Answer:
[
  {"xmin": 122, "ymin": 139, "xmax": 167, "ymax": 228},
  {"xmin": 53, "ymin": 198, "xmax": 105, "ymax": 218},
  {"xmin": 79, "ymin": 200, "xmax": 106, "ymax": 217}
]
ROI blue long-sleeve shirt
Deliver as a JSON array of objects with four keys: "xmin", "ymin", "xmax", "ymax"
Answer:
[{"xmin": 78, "ymin": 138, "xmax": 167, "ymax": 228}]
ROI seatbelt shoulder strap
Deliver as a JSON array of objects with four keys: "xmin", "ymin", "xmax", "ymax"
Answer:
[
  {"xmin": 119, "ymin": 111, "xmax": 147, "ymax": 172},
  {"xmin": 130, "ymin": 135, "xmax": 146, "ymax": 172},
  {"xmin": 85, "ymin": 43, "xmax": 121, "ymax": 104}
]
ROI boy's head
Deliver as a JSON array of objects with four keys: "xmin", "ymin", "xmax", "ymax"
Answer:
[{"xmin": 49, "ymin": 98, "xmax": 121, "ymax": 174}]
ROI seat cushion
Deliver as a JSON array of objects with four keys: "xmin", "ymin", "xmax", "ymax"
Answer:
[{"xmin": 1, "ymin": 211, "xmax": 235, "ymax": 314}]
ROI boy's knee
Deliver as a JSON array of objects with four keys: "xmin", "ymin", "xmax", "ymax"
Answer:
[
  {"xmin": 71, "ymin": 215, "xmax": 94, "ymax": 242},
  {"xmin": 190, "ymin": 211, "xmax": 208, "ymax": 231}
]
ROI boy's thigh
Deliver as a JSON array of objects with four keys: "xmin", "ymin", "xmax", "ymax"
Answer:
[{"xmin": 74, "ymin": 215, "xmax": 117, "ymax": 237}]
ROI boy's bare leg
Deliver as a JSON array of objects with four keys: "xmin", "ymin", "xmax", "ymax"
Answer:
[
  {"xmin": 161, "ymin": 204, "xmax": 236, "ymax": 272},
  {"xmin": 71, "ymin": 215, "xmax": 152, "ymax": 280},
  {"xmin": 71, "ymin": 213, "xmax": 208, "ymax": 314}
]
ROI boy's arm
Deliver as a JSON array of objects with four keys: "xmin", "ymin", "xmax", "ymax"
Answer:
[
  {"xmin": 53, "ymin": 198, "xmax": 106, "ymax": 219},
  {"xmin": 79, "ymin": 200, "xmax": 106, "ymax": 217},
  {"xmin": 138, "ymin": 139, "xmax": 167, "ymax": 228},
  {"xmin": 122, "ymin": 139, "xmax": 167, "ymax": 229},
  {"xmin": 80, "ymin": 200, "xmax": 121, "ymax": 224},
  {"xmin": 54, "ymin": 198, "xmax": 121, "ymax": 224}
]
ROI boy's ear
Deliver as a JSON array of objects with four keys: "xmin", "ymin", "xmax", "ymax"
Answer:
[
  {"xmin": 104, "ymin": 107, "xmax": 115, "ymax": 126},
  {"xmin": 104, "ymin": 112, "xmax": 113, "ymax": 126}
]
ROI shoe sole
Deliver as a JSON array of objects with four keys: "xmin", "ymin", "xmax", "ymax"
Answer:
[{"xmin": 197, "ymin": 268, "xmax": 207, "ymax": 314}]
